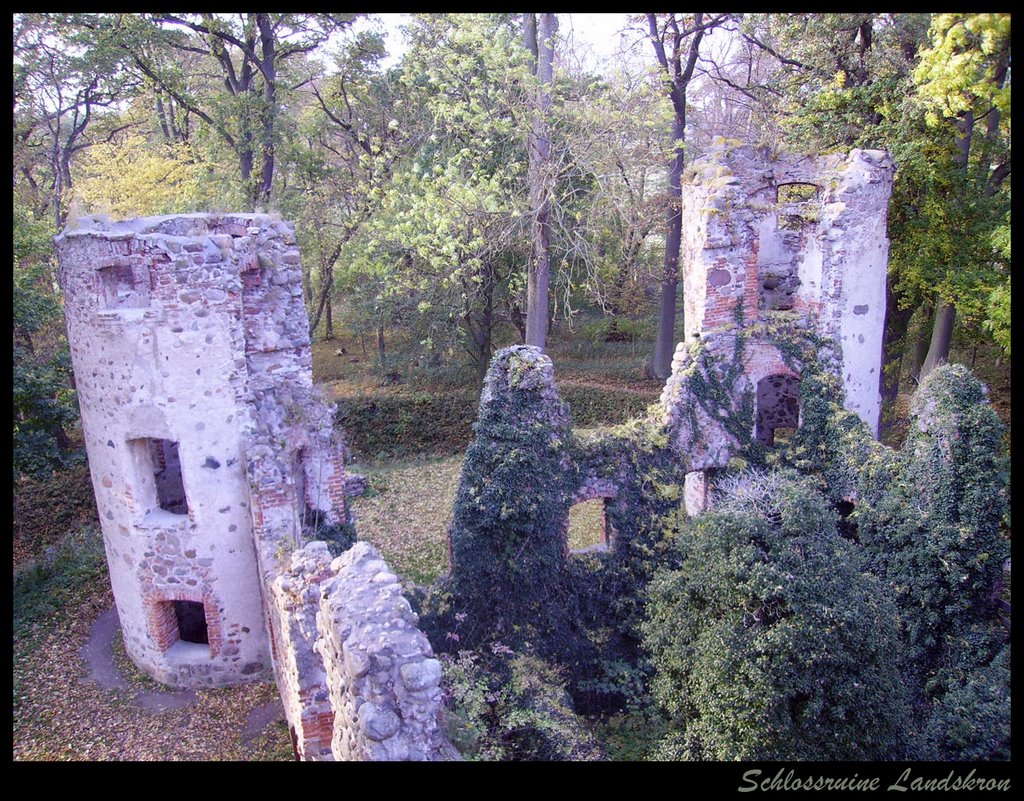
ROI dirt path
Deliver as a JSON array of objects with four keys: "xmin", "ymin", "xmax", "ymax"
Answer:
[{"xmin": 80, "ymin": 607, "xmax": 285, "ymax": 730}]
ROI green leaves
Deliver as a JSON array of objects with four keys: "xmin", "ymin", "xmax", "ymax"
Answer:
[
  {"xmin": 914, "ymin": 14, "xmax": 1011, "ymax": 123},
  {"xmin": 643, "ymin": 472, "xmax": 910, "ymax": 760}
]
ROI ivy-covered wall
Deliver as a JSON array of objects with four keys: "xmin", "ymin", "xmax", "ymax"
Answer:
[{"xmin": 430, "ymin": 332, "xmax": 1008, "ymax": 760}]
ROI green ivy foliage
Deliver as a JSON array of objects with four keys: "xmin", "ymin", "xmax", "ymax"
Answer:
[
  {"xmin": 855, "ymin": 364, "xmax": 1009, "ymax": 757},
  {"xmin": 431, "ymin": 346, "xmax": 577, "ymax": 649},
  {"xmin": 923, "ymin": 643, "xmax": 1011, "ymax": 761},
  {"xmin": 642, "ymin": 471, "xmax": 910, "ymax": 760},
  {"xmin": 441, "ymin": 647, "xmax": 605, "ymax": 761}
]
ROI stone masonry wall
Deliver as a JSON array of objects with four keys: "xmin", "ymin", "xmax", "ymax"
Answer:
[
  {"xmin": 56, "ymin": 212, "xmax": 357, "ymax": 693},
  {"xmin": 270, "ymin": 541, "xmax": 458, "ymax": 761},
  {"xmin": 55, "ymin": 213, "xmax": 291, "ymax": 687},
  {"xmin": 680, "ymin": 139, "xmax": 894, "ymax": 437}
]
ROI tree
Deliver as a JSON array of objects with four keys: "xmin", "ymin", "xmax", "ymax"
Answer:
[
  {"xmin": 643, "ymin": 13, "xmax": 729, "ymax": 379},
  {"xmin": 14, "ymin": 13, "xmax": 139, "ymax": 229},
  {"xmin": 279, "ymin": 24, "xmax": 409, "ymax": 341},
  {"xmin": 552, "ymin": 65, "xmax": 665, "ymax": 335},
  {"xmin": 523, "ymin": 14, "xmax": 558, "ymax": 350},
  {"xmin": 913, "ymin": 14, "xmax": 1010, "ymax": 379},
  {"xmin": 13, "ymin": 202, "xmax": 80, "ymax": 477},
  {"xmin": 337, "ymin": 13, "xmax": 534, "ymax": 387},
  {"xmin": 99, "ymin": 13, "xmax": 356, "ymax": 208}
]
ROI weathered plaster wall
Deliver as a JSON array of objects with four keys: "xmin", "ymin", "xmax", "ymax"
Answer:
[
  {"xmin": 680, "ymin": 139, "xmax": 895, "ymax": 437},
  {"xmin": 56, "ymin": 213, "xmax": 290, "ymax": 687},
  {"xmin": 58, "ymin": 213, "xmax": 453, "ymax": 759},
  {"xmin": 56, "ymin": 212, "xmax": 359, "ymax": 690}
]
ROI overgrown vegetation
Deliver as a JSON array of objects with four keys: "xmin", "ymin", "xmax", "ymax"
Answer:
[
  {"xmin": 12, "ymin": 11, "xmax": 1011, "ymax": 763},
  {"xmin": 643, "ymin": 473, "xmax": 909, "ymax": 760}
]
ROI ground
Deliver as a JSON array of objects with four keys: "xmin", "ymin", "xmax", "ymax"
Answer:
[{"xmin": 12, "ymin": 321, "xmax": 1010, "ymax": 761}]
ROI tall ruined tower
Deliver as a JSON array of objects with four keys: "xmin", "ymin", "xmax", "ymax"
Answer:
[
  {"xmin": 680, "ymin": 140, "xmax": 896, "ymax": 437},
  {"xmin": 55, "ymin": 213, "xmax": 352, "ymax": 689}
]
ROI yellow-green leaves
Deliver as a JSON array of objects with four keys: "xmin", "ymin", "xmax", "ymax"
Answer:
[{"xmin": 914, "ymin": 14, "xmax": 1011, "ymax": 124}]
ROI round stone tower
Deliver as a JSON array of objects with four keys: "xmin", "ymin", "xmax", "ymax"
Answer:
[{"xmin": 54, "ymin": 212, "xmax": 330, "ymax": 688}]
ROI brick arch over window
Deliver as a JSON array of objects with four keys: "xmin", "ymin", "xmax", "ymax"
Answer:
[
  {"xmin": 740, "ymin": 340, "xmax": 803, "ymax": 447},
  {"xmin": 144, "ymin": 586, "xmax": 223, "ymax": 657}
]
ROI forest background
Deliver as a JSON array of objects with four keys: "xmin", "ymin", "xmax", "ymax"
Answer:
[{"xmin": 12, "ymin": 12, "xmax": 1011, "ymax": 760}]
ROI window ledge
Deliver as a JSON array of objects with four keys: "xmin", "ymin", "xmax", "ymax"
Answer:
[{"xmin": 136, "ymin": 508, "xmax": 190, "ymax": 530}]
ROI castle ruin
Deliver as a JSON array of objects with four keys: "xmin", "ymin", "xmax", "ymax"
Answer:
[
  {"xmin": 54, "ymin": 141, "xmax": 896, "ymax": 760},
  {"xmin": 55, "ymin": 213, "xmax": 453, "ymax": 760}
]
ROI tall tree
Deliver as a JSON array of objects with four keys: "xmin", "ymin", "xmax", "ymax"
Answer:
[
  {"xmin": 14, "ymin": 13, "xmax": 139, "ymax": 229},
  {"xmin": 644, "ymin": 13, "xmax": 729, "ymax": 379},
  {"xmin": 523, "ymin": 13, "xmax": 558, "ymax": 349},
  {"xmin": 914, "ymin": 13, "xmax": 1010, "ymax": 379},
  {"xmin": 339, "ymin": 13, "xmax": 533, "ymax": 387},
  {"xmin": 99, "ymin": 13, "xmax": 356, "ymax": 208}
]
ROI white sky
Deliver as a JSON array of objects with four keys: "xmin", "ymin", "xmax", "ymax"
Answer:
[{"xmin": 363, "ymin": 13, "xmax": 641, "ymax": 73}]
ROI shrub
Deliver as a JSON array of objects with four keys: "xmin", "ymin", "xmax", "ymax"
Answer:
[
  {"xmin": 334, "ymin": 391, "xmax": 478, "ymax": 459},
  {"xmin": 14, "ymin": 525, "xmax": 107, "ymax": 642},
  {"xmin": 857, "ymin": 364, "xmax": 1009, "ymax": 718},
  {"xmin": 643, "ymin": 471, "xmax": 910, "ymax": 761},
  {"xmin": 441, "ymin": 647, "xmax": 604, "ymax": 761},
  {"xmin": 14, "ymin": 463, "xmax": 98, "ymax": 561},
  {"xmin": 923, "ymin": 643, "xmax": 1011, "ymax": 761}
]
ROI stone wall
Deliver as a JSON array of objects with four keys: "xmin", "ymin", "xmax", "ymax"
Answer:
[
  {"xmin": 270, "ymin": 541, "xmax": 458, "ymax": 761},
  {"xmin": 57, "ymin": 212, "xmax": 451, "ymax": 760},
  {"xmin": 680, "ymin": 139, "xmax": 895, "ymax": 436},
  {"xmin": 55, "ymin": 213, "xmax": 291, "ymax": 687},
  {"xmin": 55, "ymin": 213, "xmax": 357, "ymax": 691}
]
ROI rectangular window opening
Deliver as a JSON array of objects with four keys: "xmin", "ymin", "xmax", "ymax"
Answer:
[
  {"xmin": 568, "ymin": 498, "xmax": 610, "ymax": 554},
  {"xmin": 174, "ymin": 600, "xmax": 209, "ymax": 645},
  {"xmin": 150, "ymin": 438, "xmax": 188, "ymax": 514},
  {"xmin": 98, "ymin": 262, "xmax": 149, "ymax": 309}
]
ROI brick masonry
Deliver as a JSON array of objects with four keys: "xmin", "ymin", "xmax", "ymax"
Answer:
[
  {"xmin": 680, "ymin": 139, "xmax": 895, "ymax": 438},
  {"xmin": 56, "ymin": 213, "xmax": 453, "ymax": 759},
  {"xmin": 269, "ymin": 541, "xmax": 458, "ymax": 761},
  {"xmin": 53, "ymin": 213, "xmax": 348, "ymax": 684}
]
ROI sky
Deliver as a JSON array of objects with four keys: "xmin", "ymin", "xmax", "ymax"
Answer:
[{"xmin": 363, "ymin": 13, "xmax": 640, "ymax": 73}]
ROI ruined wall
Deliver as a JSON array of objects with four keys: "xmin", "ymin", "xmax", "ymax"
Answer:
[
  {"xmin": 680, "ymin": 139, "xmax": 895, "ymax": 436},
  {"xmin": 56, "ymin": 214, "xmax": 284, "ymax": 687},
  {"xmin": 55, "ymin": 212, "xmax": 356, "ymax": 689},
  {"xmin": 270, "ymin": 542, "xmax": 457, "ymax": 761}
]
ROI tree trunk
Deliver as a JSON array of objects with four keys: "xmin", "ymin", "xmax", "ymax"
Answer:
[
  {"xmin": 908, "ymin": 302, "xmax": 933, "ymax": 383},
  {"xmin": 308, "ymin": 244, "xmax": 343, "ymax": 338},
  {"xmin": 376, "ymin": 320, "xmax": 387, "ymax": 371},
  {"xmin": 324, "ymin": 293, "xmax": 334, "ymax": 341},
  {"xmin": 650, "ymin": 115, "xmax": 684, "ymax": 378},
  {"xmin": 156, "ymin": 97, "xmax": 172, "ymax": 141},
  {"xmin": 878, "ymin": 286, "xmax": 917, "ymax": 441},
  {"xmin": 524, "ymin": 13, "xmax": 556, "ymax": 351},
  {"xmin": 645, "ymin": 13, "xmax": 711, "ymax": 380},
  {"xmin": 920, "ymin": 300, "xmax": 956, "ymax": 381},
  {"xmin": 476, "ymin": 282, "xmax": 494, "ymax": 390}
]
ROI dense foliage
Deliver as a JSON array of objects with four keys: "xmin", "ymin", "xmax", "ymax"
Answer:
[
  {"xmin": 430, "ymin": 347, "xmax": 577, "ymax": 649},
  {"xmin": 856, "ymin": 364, "xmax": 1010, "ymax": 757},
  {"xmin": 13, "ymin": 204, "xmax": 80, "ymax": 478},
  {"xmin": 643, "ymin": 472, "xmax": 909, "ymax": 760}
]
